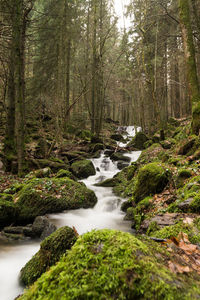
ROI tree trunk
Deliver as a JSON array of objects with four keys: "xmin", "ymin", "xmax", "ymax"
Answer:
[
  {"xmin": 179, "ymin": 0, "xmax": 200, "ymax": 134},
  {"xmin": 14, "ymin": 0, "xmax": 25, "ymax": 175}
]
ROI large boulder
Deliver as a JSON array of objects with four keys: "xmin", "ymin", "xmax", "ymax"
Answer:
[
  {"xmin": 134, "ymin": 163, "xmax": 170, "ymax": 203},
  {"xmin": 16, "ymin": 177, "xmax": 97, "ymax": 223},
  {"xmin": 20, "ymin": 226, "xmax": 77, "ymax": 286},
  {"xmin": 71, "ymin": 159, "xmax": 96, "ymax": 179},
  {"xmin": 19, "ymin": 229, "xmax": 200, "ymax": 300},
  {"xmin": 128, "ymin": 132, "xmax": 149, "ymax": 150}
]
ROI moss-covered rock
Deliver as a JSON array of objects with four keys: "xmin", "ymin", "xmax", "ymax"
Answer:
[
  {"xmin": 16, "ymin": 177, "xmax": 97, "ymax": 223},
  {"xmin": 110, "ymin": 152, "xmax": 131, "ymax": 162},
  {"xmin": 134, "ymin": 163, "xmax": 170, "ymax": 203},
  {"xmin": 34, "ymin": 168, "xmax": 51, "ymax": 178},
  {"xmin": 55, "ymin": 169, "xmax": 76, "ymax": 180},
  {"xmin": 89, "ymin": 143, "xmax": 104, "ymax": 153},
  {"xmin": 110, "ymin": 133, "xmax": 125, "ymax": 141},
  {"xmin": 20, "ymin": 226, "xmax": 77, "ymax": 286},
  {"xmin": 0, "ymin": 200, "xmax": 18, "ymax": 229},
  {"xmin": 128, "ymin": 132, "xmax": 149, "ymax": 150},
  {"xmin": 71, "ymin": 159, "xmax": 96, "ymax": 179},
  {"xmin": 19, "ymin": 229, "xmax": 200, "ymax": 300},
  {"xmin": 94, "ymin": 177, "xmax": 119, "ymax": 187}
]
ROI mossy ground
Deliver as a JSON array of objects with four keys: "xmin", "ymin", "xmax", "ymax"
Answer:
[{"xmin": 19, "ymin": 229, "xmax": 200, "ymax": 300}]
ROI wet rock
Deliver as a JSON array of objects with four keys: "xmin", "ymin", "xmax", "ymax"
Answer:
[
  {"xmin": 110, "ymin": 152, "xmax": 131, "ymax": 162},
  {"xmin": 117, "ymin": 161, "xmax": 129, "ymax": 170},
  {"xmin": 71, "ymin": 159, "xmax": 96, "ymax": 179},
  {"xmin": 32, "ymin": 216, "xmax": 57, "ymax": 240},
  {"xmin": 104, "ymin": 149, "xmax": 114, "ymax": 157},
  {"xmin": 3, "ymin": 226, "xmax": 32, "ymax": 236},
  {"xmin": 121, "ymin": 200, "xmax": 133, "ymax": 212},
  {"xmin": 95, "ymin": 178, "xmax": 118, "ymax": 187}
]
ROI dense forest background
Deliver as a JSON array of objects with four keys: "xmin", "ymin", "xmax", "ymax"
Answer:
[{"xmin": 0, "ymin": 0, "xmax": 200, "ymax": 175}]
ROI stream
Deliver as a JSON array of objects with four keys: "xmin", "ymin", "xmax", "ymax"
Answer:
[{"xmin": 0, "ymin": 126, "xmax": 141, "ymax": 300}]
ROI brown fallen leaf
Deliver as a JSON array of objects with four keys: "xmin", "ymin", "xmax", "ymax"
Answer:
[{"xmin": 168, "ymin": 261, "xmax": 191, "ymax": 274}]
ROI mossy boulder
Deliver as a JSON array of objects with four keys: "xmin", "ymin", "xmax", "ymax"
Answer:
[
  {"xmin": 20, "ymin": 226, "xmax": 77, "ymax": 286},
  {"xmin": 19, "ymin": 229, "xmax": 200, "ymax": 300},
  {"xmin": 0, "ymin": 200, "xmax": 18, "ymax": 229},
  {"xmin": 71, "ymin": 159, "xmax": 96, "ymax": 179},
  {"xmin": 16, "ymin": 177, "xmax": 97, "ymax": 223},
  {"xmin": 89, "ymin": 143, "xmax": 104, "ymax": 153},
  {"xmin": 128, "ymin": 132, "xmax": 149, "ymax": 150},
  {"xmin": 55, "ymin": 169, "xmax": 76, "ymax": 180},
  {"xmin": 134, "ymin": 163, "xmax": 170, "ymax": 203},
  {"xmin": 94, "ymin": 177, "xmax": 119, "ymax": 187},
  {"xmin": 34, "ymin": 168, "xmax": 52, "ymax": 178},
  {"xmin": 110, "ymin": 133, "xmax": 125, "ymax": 141},
  {"xmin": 110, "ymin": 152, "xmax": 131, "ymax": 162}
]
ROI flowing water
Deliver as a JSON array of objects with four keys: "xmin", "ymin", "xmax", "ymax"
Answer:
[{"xmin": 0, "ymin": 126, "xmax": 141, "ymax": 300}]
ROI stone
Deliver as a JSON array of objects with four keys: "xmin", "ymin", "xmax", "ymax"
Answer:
[{"xmin": 32, "ymin": 216, "xmax": 57, "ymax": 239}]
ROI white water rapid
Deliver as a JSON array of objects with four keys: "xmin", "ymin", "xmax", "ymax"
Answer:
[{"xmin": 0, "ymin": 126, "xmax": 141, "ymax": 300}]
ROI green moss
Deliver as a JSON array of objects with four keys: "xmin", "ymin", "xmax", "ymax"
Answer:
[
  {"xmin": 134, "ymin": 163, "xmax": 170, "ymax": 203},
  {"xmin": 147, "ymin": 221, "xmax": 160, "ymax": 236},
  {"xmin": 55, "ymin": 169, "xmax": 76, "ymax": 180},
  {"xmin": 16, "ymin": 177, "xmax": 97, "ymax": 223},
  {"xmin": 4, "ymin": 183, "xmax": 24, "ymax": 195},
  {"xmin": 190, "ymin": 193, "xmax": 200, "ymax": 213},
  {"xmin": 20, "ymin": 226, "xmax": 77, "ymax": 286},
  {"xmin": 128, "ymin": 132, "xmax": 149, "ymax": 150},
  {"xmin": 125, "ymin": 197, "xmax": 152, "ymax": 230},
  {"xmin": 0, "ymin": 200, "xmax": 18, "ymax": 228},
  {"xmin": 178, "ymin": 169, "xmax": 192, "ymax": 178},
  {"xmin": 19, "ymin": 229, "xmax": 200, "ymax": 300},
  {"xmin": 150, "ymin": 220, "xmax": 200, "ymax": 244},
  {"xmin": 0, "ymin": 193, "xmax": 13, "ymax": 202},
  {"xmin": 71, "ymin": 159, "xmax": 96, "ymax": 179}
]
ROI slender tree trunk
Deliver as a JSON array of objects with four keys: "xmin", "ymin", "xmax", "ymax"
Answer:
[
  {"xmin": 179, "ymin": 0, "xmax": 200, "ymax": 134},
  {"xmin": 14, "ymin": 0, "xmax": 26, "ymax": 175},
  {"xmin": 91, "ymin": 0, "xmax": 97, "ymax": 134}
]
